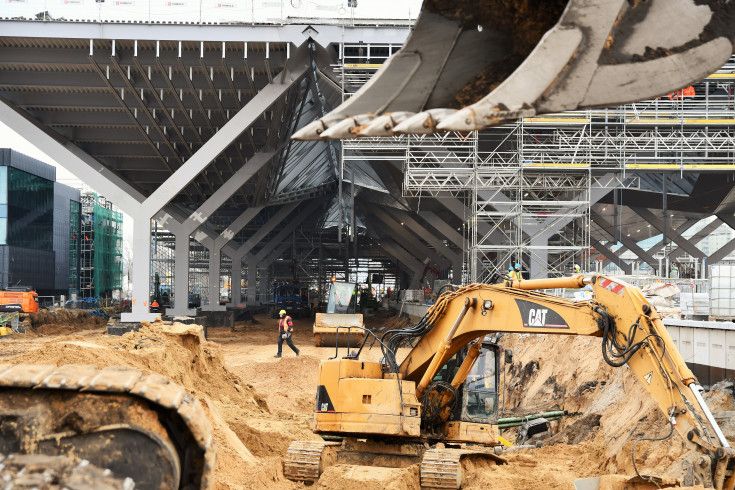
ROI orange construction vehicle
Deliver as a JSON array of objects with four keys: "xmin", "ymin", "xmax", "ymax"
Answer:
[{"xmin": 0, "ymin": 287, "xmax": 39, "ymax": 313}]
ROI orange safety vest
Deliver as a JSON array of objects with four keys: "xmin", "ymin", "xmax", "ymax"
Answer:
[
  {"xmin": 668, "ymin": 86, "xmax": 695, "ymax": 99},
  {"xmin": 279, "ymin": 316, "xmax": 293, "ymax": 331}
]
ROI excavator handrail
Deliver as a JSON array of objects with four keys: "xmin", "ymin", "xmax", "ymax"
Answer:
[{"xmin": 329, "ymin": 325, "xmax": 397, "ymax": 364}]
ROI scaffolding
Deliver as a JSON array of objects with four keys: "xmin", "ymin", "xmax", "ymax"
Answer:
[
  {"xmin": 338, "ymin": 43, "xmax": 471, "ymax": 283},
  {"xmin": 68, "ymin": 199, "xmax": 80, "ymax": 296},
  {"xmin": 399, "ymin": 58, "xmax": 735, "ymax": 281},
  {"xmin": 79, "ymin": 193, "xmax": 123, "ymax": 298}
]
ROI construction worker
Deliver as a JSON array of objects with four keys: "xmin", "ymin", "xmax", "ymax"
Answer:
[
  {"xmin": 507, "ymin": 266, "xmax": 518, "ymax": 281},
  {"xmin": 151, "ymin": 300, "xmax": 159, "ymax": 312},
  {"xmin": 274, "ymin": 309, "xmax": 300, "ymax": 358},
  {"xmin": 514, "ymin": 263, "xmax": 523, "ymax": 279},
  {"xmin": 574, "ymin": 264, "xmax": 581, "ymax": 274}
]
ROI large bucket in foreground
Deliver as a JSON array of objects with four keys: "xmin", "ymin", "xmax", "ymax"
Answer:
[{"xmin": 313, "ymin": 313, "xmax": 365, "ymax": 347}]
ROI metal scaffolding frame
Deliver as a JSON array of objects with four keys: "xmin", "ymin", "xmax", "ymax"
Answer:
[{"xmin": 401, "ymin": 58, "xmax": 735, "ymax": 281}]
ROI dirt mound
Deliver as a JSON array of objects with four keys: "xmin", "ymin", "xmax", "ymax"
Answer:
[
  {"xmin": 28, "ymin": 309, "xmax": 107, "ymax": 335},
  {"xmin": 4, "ymin": 309, "xmax": 733, "ymax": 489},
  {"xmin": 316, "ymin": 464, "xmax": 419, "ymax": 490},
  {"xmin": 496, "ymin": 334, "xmax": 708, "ymax": 483},
  {"xmin": 5, "ymin": 320, "xmax": 279, "ymax": 489}
]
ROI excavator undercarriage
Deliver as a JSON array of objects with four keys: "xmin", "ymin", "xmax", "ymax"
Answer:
[
  {"xmin": 0, "ymin": 364, "xmax": 215, "ymax": 489},
  {"xmin": 284, "ymin": 438, "xmax": 505, "ymax": 489}
]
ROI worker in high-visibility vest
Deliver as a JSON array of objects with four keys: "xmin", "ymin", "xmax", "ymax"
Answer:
[
  {"xmin": 514, "ymin": 263, "xmax": 523, "ymax": 280},
  {"xmin": 274, "ymin": 309, "xmax": 300, "ymax": 358},
  {"xmin": 507, "ymin": 266, "xmax": 518, "ymax": 281}
]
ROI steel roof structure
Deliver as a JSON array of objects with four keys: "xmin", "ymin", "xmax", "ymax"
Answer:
[{"xmin": 2, "ymin": 17, "xmax": 735, "ymax": 321}]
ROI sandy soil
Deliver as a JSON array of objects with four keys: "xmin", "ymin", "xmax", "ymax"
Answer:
[{"xmin": 1, "ymin": 310, "xmax": 733, "ymax": 489}]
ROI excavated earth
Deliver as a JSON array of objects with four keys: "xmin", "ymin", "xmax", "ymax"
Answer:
[{"xmin": 1, "ymin": 309, "xmax": 733, "ymax": 489}]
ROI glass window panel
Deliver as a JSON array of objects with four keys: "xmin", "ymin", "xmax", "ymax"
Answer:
[
  {"xmin": 0, "ymin": 167, "xmax": 6, "ymax": 205},
  {"xmin": 6, "ymin": 168, "xmax": 53, "ymax": 250},
  {"xmin": 463, "ymin": 349, "xmax": 497, "ymax": 422}
]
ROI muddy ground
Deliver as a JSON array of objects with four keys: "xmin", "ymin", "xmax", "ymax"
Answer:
[{"xmin": 1, "ymin": 309, "xmax": 733, "ymax": 489}]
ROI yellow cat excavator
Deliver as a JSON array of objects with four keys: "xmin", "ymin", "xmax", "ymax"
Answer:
[
  {"xmin": 294, "ymin": 0, "xmax": 735, "ymax": 140},
  {"xmin": 284, "ymin": 275, "xmax": 735, "ymax": 489}
]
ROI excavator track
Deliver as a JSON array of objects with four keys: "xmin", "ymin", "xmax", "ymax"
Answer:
[
  {"xmin": 0, "ymin": 363, "xmax": 215, "ymax": 489},
  {"xmin": 284, "ymin": 440, "xmax": 339, "ymax": 482},
  {"xmin": 420, "ymin": 448, "xmax": 505, "ymax": 489}
]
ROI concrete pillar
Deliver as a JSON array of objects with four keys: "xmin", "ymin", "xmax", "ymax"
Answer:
[
  {"xmin": 453, "ymin": 259, "xmax": 463, "ymax": 285},
  {"xmin": 121, "ymin": 215, "xmax": 158, "ymax": 322},
  {"xmin": 529, "ymin": 237, "xmax": 548, "ymax": 279},
  {"xmin": 205, "ymin": 245, "xmax": 226, "ymax": 311},
  {"xmin": 171, "ymin": 231, "xmax": 196, "ymax": 316},
  {"xmin": 231, "ymin": 257, "xmax": 243, "ymax": 307}
]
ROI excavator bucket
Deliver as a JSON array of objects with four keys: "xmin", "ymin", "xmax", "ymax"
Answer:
[
  {"xmin": 313, "ymin": 312, "xmax": 365, "ymax": 347},
  {"xmin": 293, "ymin": 0, "xmax": 735, "ymax": 140}
]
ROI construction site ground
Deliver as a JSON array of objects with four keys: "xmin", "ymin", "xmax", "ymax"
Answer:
[{"xmin": 2, "ymin": 308, "xmax": 734, "ymax": 489}]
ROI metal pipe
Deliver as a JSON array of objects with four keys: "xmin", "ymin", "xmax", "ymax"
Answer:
[
  {"xmin": 509, "ymin": 274, "xmax": 588, "ymax": 291},
  {"xmin": 497, "ymin": 410, "xmax": 567, "ymax": 424},
  {"xmin": 689, "ymin": 383, "xmax": 730, "ymax": 448}
]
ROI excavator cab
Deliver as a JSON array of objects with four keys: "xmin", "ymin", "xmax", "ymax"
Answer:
[
  {"xmin": 461, "ymin": 343, "xmax": 499, "ymax": 423},
  {"xmin": 432, "ymin": 341, "xmax": 500, "ymax": 426}
]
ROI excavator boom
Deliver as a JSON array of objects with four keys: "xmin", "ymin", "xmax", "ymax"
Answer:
[{"xmin": 293, "ymin": 0, "xmax": 735, "ymax": 140}]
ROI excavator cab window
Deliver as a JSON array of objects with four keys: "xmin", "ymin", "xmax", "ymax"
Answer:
[
  {"xmin": 461, "ymin": 344, "xmax": 499, "ymax": 423},
  {"xmin": 433, "ymin": 355, "xmax": 460, "ymax": 383}
]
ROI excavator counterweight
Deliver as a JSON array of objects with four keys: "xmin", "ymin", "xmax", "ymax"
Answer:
[{"xmin": 293, "ymin": 0, "xmax": 735, "ymax": 140}]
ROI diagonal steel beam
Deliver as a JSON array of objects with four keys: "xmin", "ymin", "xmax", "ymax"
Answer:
[
  {"xmin": 252, "ymin": 200, "xmax": 323, "ymax": 263},
  {"xmin": 231, "ymin": 202, "xmax": 300, "ymax": 258},
  {"xmin": 708, "ymin": 214, "xmax": 735, "ymax": 264},
  {"xmin": 144, "ymin": 47, "xmax": 310, "ymax": 213},
  {"xmin": 393, "ymin": 209, "xmax": 461, "ymax": 264},
  {"xmin": 631, "ymin": 207, "xmax": 706, "ymax": 259},
  {"xmin": 591, "ymin": 211, "xmax": 658, "ymax": 269},
  {"xmin": 368, "ymin": 207, "xmax": 449, "ymax": 269},
  {"xmin": 379, "ymin": 239, "xmax": 426, "ymax": 289},
  {"xmin": 590, "ymin": 238, "xmax": 632, "ymax": 274},
  {"xmin": 0, "ymin": 95, "xmax": 144, "ymax": 213},
  {"xmin": 418, "ymin": 211, "xmax": 464, "ymax": 248}
]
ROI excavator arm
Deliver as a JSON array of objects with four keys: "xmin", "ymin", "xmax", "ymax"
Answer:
[
  {"xmin": 294, "ymin": 0, "xmax": 735, "ymax": 140},
  {"xmin": 382, "ymin": 275, "xmax": 734, "ymax": 488}
]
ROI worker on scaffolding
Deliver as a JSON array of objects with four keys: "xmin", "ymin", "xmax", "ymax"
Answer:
[{"xmin": 514, "ymin": 263, "xmax": 524, "ymax": 280}]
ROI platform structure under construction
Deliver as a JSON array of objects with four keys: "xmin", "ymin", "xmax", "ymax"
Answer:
[{"xmin": 401, "ymin": 59, "xmax": 735, "ymax": 282}]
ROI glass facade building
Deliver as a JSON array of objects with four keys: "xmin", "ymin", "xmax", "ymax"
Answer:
[
  {"xmin": 4, "ymin": 166, "xmax": 53, "ymax": 250},
  {"xmin": 0, "ymin": 149, "xmax": 81, "ymax": 295}
]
